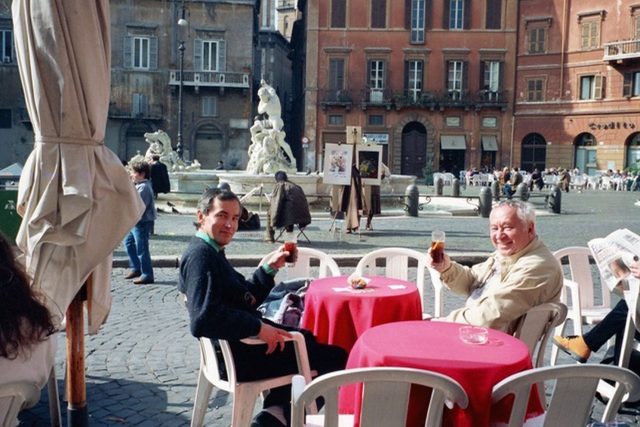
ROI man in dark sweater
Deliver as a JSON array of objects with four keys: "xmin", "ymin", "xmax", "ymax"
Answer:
[{"xmin": 178, "ymin": 188, "xmax": 346, "ymax": 427}]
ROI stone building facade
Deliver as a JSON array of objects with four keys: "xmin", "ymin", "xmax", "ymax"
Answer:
[
  {"xmin": 302, "ymin": 0, "xmax": 518, "ymax": 177},
  {"xmin": 514, "ymin": 0, "xmax": 640, "ymax": 174}
]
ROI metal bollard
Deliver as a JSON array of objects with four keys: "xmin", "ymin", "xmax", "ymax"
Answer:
[
  {"xmin": 436, "ymin": 178, "xmax": 443, "ymax": 196},
  {"xmin": 547, "ymin": 185, "xmax": 562, "ymax": 213},
  {"xmin": 515, "ymin": 183, "xmax": 529, "ymax": 201},
  {"xmin": 478, "ymin": 187, "xmax": 492, "ymax": 218},
  {"xmin": 405, "ymin": 184, "xmax": 419, "ymax": 217},
  {"xmin": 452, "ymin": 179, "xmax": 460, "ymax": 197},
  {"xmin": 491, "ymin": 180, "xmax": 500, "ymax": 201}
]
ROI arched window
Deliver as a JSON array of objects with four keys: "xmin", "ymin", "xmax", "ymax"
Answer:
[
  {"xmin": 574, "ymin": 133, "xmax": 598, "ymax": 175},
  {"xmin": 520, "ymin": 133, "xmax": 546, "ymax": 172},
  {"xmin": 626, "ymin": 132, "xmax": 640, "ymax": 171}
]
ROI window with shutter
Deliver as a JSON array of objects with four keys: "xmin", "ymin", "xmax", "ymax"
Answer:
[
  {"xmin": 580, "ymin": 20, "xmax": 599, "ymax": 50},
  {"xmin": 194, "ymin": 39, "xmax": 203, "ymax": 71},
  {"xmin": 635, "ymin": 15, "xmax": 640, "ymax": 39},
  {"xmin": 410, "ymin": 0, "xmax": 426, "ymax": 43},
  {"xmin": 447, "ymin": 60, "xmax": 463, "ymax": 99},
  {"xmin": 623, "ymin": 73, "xmax": 633, "ymax": 98},
  {"xmin": 201, "ymin": 96, "xmax": 217, "ymax": 117},
  {"xmin": 486, "ymin": 0, "xmax": 501, "ymax": 29},
  {"xmin": 0, "ymin": 109, "xmax": 11, "ymax": 129},
  {"xmin": 371, "ymin": 0, "xmax": 386, "ymax": 29},
  {"xmin": 368, "ymin": 60, "xmax": 385, "ymax": 102},
  {"xmin": 406, "ymin": 60, "xmax": 423, "ymax": 101},
  {"xmin": 123, "ymin": 35, "xmax": 133, "ymax": 69},
  {"xmin": 1, "ymin": 29, "xmax": 13, "ymax": 63},
  {"xmin": 149, "ymin": 36, "xmax": 158, "ymax": 70},
  {"xmin": 331, "ymin": 0, "xmax": 347, "ymax": 28},
  {"xmin": 202, "ymin": 40, "xmax": 219, "ymax": 72},
  {"xmin": 526, "ymin": 79, "xmax": 543, "ymax": 102},
  {"xmin": 133, "ymin": 36, "xmax": 150, "ymax": 69},
  {"xmin": 329, "ymin": 59, "xmax": 345, "ymax": 92},
  {"xmin": 527, "ymin": 27, "xmax": 546, "ymax": 54},
  {"xmin": 132, "ymin": 93, "xmax": 149, "ymax": 116},
  {"xmin": 449, "ymin": 0, "xmax": 464, "ymax": 29},
  {"xmin": 594, "ymin": 75, "xmax": 604, "ymax": 99}
]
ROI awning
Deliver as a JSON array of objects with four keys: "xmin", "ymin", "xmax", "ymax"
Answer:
[
  {"xmin": 481, "ymin": 135, "xmax": 498, "ymax": 151},
  {"xmin": 440, "ymin": 135, "xmax": 466, "ymax": 150}
]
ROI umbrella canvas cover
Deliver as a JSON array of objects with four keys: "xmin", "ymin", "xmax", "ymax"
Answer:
[{"xmin": 12, "ymin": 0, "xmax": 144, "ymax": 333}]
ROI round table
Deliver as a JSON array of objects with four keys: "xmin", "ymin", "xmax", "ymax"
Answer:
[
  {"xmin": 300, "ymin": 275, "xmax": 422, "ymax": 352},
  {"xmin": 339, "ymin": 321, "xmax": 543, "ymax": 427}
]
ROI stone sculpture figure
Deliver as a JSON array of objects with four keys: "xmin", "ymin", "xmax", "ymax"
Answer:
[
  {"xmin": 129, "ymin": 130, "xmax": 200, "ymax": 172},
  {"xmin": 246, "ymin": 80, "xmax": 296, "ymax": 174}
]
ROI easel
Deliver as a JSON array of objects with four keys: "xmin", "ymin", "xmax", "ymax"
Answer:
[{"xmin": 327, "ymin": 126, "xmax": 363, "ymax": 238}]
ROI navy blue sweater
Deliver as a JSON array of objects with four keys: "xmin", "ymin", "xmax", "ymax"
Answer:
[{"xmin": 178, "ymin": 237, "xmax": 275, "ymax": 340}]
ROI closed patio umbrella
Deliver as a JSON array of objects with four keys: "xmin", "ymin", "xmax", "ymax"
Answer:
[{"xmin": 12, "ymin": 0, "xmax": 144, "ymax": 423}]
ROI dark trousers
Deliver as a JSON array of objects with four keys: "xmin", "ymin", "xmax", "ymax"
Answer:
[
  {"xmin": 228, "ymin": 320, "xmax": 347, "ymax": 413},
  {"xmin": 584, "ymin": 299, "xmax": 640, "ymax": 366}
]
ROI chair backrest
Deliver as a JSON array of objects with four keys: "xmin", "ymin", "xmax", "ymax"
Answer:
[
  {"xmin": 291, "ymin": 367, "xmax": 468, "ymax": 427},
  {"xmin": 354, "ymin": 247, "xmax": 444, "ymax": 317},
  {"xmin": 259, "ymin": 247, "xmax": 341, "ymax": 280},
  {"xmin": 492, "ymin": 364, "xmax": 640, "ymax": 427},
  {"xmin": 0, "ymin": 381, "xmax": 39, "ymax": 427},
  {"xmin": 553, "ymin": 246, "xmax": 611, "ymax": 314},
  {"xmin": 513, "ymin": 302, "xmax": 568, "ymax": 368}
]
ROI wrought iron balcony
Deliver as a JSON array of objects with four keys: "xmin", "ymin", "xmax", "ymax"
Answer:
[
  {"xmin": 603, "ymin": 39, "xmax": 640, "ymax": 63},
  {"xmin": 319, "ymin": 89, "xmax": 354, "ymax": 111},
  {"xmin": 437, "ymin": 90, "xmax": 474, "ymax": 110},
  {"xmin": 393, "ymin": 91, "xmax": 437, "ymax": 110},
  {"xmin": 108, "ymin": 103, "xmax": 164, "ymax": 120},
  {"xmin": 473, "ymin": 90, "xmax": 508, "ymax": 111},
  {"xmin": 169, "ymin": 70, "xmax": 250, "ymax": 89},
  {"xmin": 360, "ymin": 88, "xmax": 394, "ymax": 110}
]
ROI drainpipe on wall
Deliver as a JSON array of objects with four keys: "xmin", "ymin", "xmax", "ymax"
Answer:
[{"xmin": 510, "ymin": 0, "xmax": 521, "ymax": 167}]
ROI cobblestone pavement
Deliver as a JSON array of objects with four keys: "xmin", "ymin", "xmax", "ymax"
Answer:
[{"xmin": 18, "ymin": 188, "xmax": 640, "ymax": 426}]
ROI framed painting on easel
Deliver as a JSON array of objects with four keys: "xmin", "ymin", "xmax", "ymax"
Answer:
[
  {"xmin": 322, "ymin": 143, "xmax": 353, "ymax": 185},
  {"xmin": 356, "ymin": 144, "xmax": 383, "ymax": 185}
]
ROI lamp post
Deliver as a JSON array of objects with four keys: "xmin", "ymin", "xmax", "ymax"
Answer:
[{"xmin": 176, "ymin": 4, "xmax": 188, "ymax": 160}]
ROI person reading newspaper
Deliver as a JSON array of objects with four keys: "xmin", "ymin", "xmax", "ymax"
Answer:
[{"xmin": 554, "ymin": 228, "xmax": 640, "ymax": 369}]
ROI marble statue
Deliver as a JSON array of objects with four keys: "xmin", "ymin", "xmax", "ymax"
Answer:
[
  {"xmin": 246, "ymin": 80, "xmax": 296, "ymax": 174},
  {"xmin": 129, "ymin": 130, "xmax": 200, "ymax": 171}
]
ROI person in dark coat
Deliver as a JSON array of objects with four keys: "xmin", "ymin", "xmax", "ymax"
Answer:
[
  {"xmin": 149, "ymin": 155, "xmax": 170, "ymax": 198},
  {"xmin": 267, "ymin": 171, "xmax": 311, "ymax": 241}
]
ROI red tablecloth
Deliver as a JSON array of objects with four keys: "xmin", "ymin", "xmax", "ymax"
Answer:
[
  {"xmin": 300, "ymin": 275, "xmax": 422, "ymax": 352},
  {"xmin": 339, "ymin": 321, "xmax": 544, "ymax": 427}
]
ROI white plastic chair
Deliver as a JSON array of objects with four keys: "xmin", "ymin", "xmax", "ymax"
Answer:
[
  {"xmin": 514, "ymin": 302, "xmax": 568, "ymax": 369},
  {"xmin": 550, "ymin": 247, "xmax": 612, "ymax": 365},
  {"xmin": 259, "ymin": 247, "xmax": 341, "ymax": 281},
  {"xmin": 492, "ymin": 364, "xmax": 640, "ymax": 427},
  {"xmin": 354, "ymin": 247, "xmax": 444, "ymax": 318},
  {"xmin": 0, "ymin": 381, "xmax": 39, "ymax": 427},
  {"xmin": 291, "ymin": 367, "xmax": 468, "ymax": 427},
  {"xmin": 191, "ymin": 332, "xmax": 314, "ymax": 427}
]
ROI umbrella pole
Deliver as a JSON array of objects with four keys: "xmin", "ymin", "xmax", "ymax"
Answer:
[{"xmin": 66, "ymin": 278, "xmax": 90, "ymax": 427}]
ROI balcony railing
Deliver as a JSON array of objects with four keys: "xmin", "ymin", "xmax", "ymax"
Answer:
[
  {"xmin": 277, "ymin": 0, "xmax": 295, "ymax": 8},
  {"xmin": 319, "ymin": 89, "xmax": 354, "ymax": 110},
  {"xmin": 319, "ymin": 88, "xmax": 510, "ymax": 112},
  {"xmin": 108, "ymin": 103, "xmax": 164, "ymax": 120},
  {"xmin": 603, "ymin": 39, "xmax": 640, "ymax": 63},
  {"xmin": 169, "ymin": 70, "xmax": 250, "ymax": 89}
]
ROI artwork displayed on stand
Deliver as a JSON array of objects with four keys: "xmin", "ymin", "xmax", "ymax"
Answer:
[
  {"xmin": 356, "ymin": 144, "xmax": 383, "ymax": 185},
  {"xmin": 322, "ymin": 143, "xmax": 353, "ymax": 185}
]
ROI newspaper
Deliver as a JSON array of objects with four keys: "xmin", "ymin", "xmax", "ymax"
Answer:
[{"xmin": 588, "ymin": 228, "xmax": 640, "ymax": 324}]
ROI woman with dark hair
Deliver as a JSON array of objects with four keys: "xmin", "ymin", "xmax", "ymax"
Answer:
[{"xmin": 0, "ymin": 232, "xmax": 57, "ymax": 407}]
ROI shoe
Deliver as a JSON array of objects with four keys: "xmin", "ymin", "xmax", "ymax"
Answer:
[
  {"xmin": 553, "ymin": 335, "xmax": 591, "ymax": 363},
  {"xmin": 250, "ymin": 410, "xmax": 285, "ymax": 427},
  {"xmin": 124, "ymin": 270, "xmax": 141, "ymax": 279},
  {"xmin": 133, "ymin": 277, "xmax": 154, "ymax": 285}
]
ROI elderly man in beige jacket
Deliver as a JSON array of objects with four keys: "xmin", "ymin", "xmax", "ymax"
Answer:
[{"xmin": 428, "ymin": 200, "xmax": 563, "ymax": 333}]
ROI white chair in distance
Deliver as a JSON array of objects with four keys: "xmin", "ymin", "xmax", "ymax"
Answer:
[
  {"xmin": 291, "ymin": 367, "xmax": 468, "ymax": 427},
  {"xmin": 550, "ymin": 246, "xmax": 612, "ymax": 365},
  {"xmin": 492, "ymin": 364, "xmax": 640, "ymax": 427},
  {"xmin": 354, "ymin": 247, "xmax": 445, "ymax": 318},
  {"xmin": 259, "ymin": 247, "xmax": 341, "ymax": 281}
]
